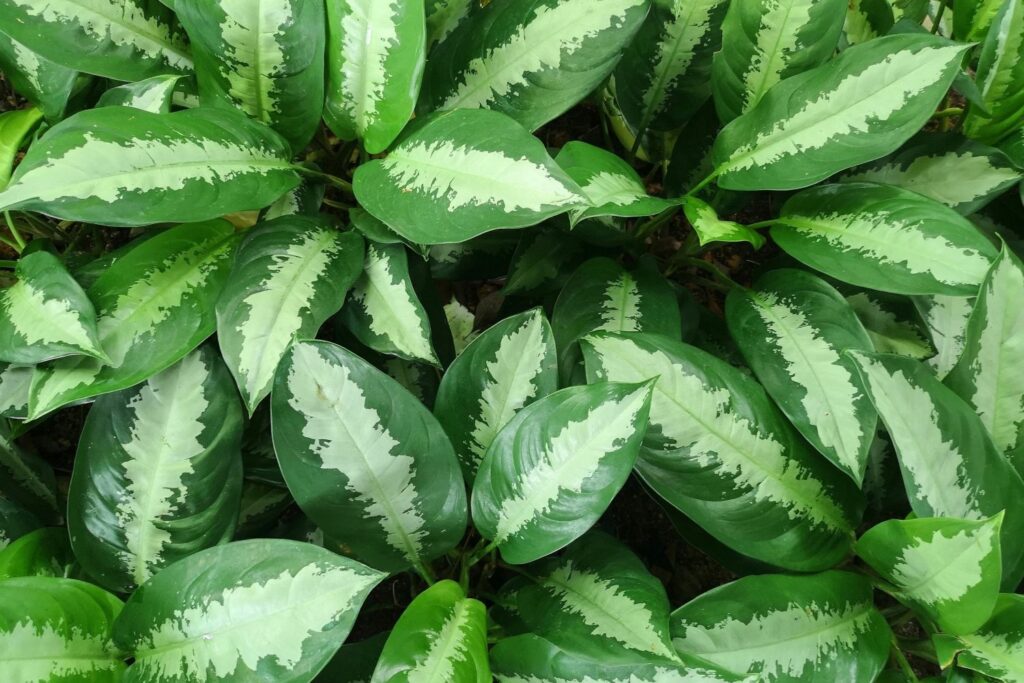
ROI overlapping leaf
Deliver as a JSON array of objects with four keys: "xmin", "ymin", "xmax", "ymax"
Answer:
[
  {"xmin": 682, "ymin": 196, "xmax": 766, "ymax": 248},
  {"xmin": 964, "ymin": 0, "xmax": 1024, "ymax": 144},
  {"xmin": 914, "ymin": 294, "xmax": 974, "ymax": 379},
  {"xmin": 96, "ymin": 75, "xmax": 181, "ymax": 113},
  {"xmin": 0, "ymin": 33, "xmax": 77, "ymax": 121},
  {"xmin": 0, "ymin": 107, "xmax": 42, "ymax": 188},
  {"xmin": 0, "ymin": 424, "xmax": 59, "ymax": 524},
  {"xmin": 0, "ymin": 363, "xmax": 30, "ymax": 419},
  {"xmin": 0, "ymin": 527, "xmax": 78, "ymax": 579},
  {"xmin": 939, "ymin": 594, "xmax": 1024, "ymax": 682}
]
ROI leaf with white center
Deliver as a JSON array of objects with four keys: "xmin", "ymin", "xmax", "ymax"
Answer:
[
  {"xmin": 472, "ymin": 381, "xmax": 654, "ymax": 565},
  {"xmin": 726, "ymin": 269, "xmax": 877, "ymax": 484},
  {"xmin": 339, "ymin": 242, "xmax": 439, "ymax": 366},
  {"xmin": 420, "ymin": 0, "xmax": 650, "ymax": 132},
  {"xmin": 0, "ymin": 498, "xmax": 43, "ymax": 553},
  {"xmin": 964, "ymin": 0, "xmax": 1024, "ymax": 144},
  {"xmin": 435, "ymin": 308, "xmax": 557, "ymax": 478},
  {"xmin": 681, "ymin": 196, "xmax": 766, "ymax": 249},
  {"xmin": 856, "ymin": 515, "xmax": 1003, "ymax": 634},
  {"xmin": 96, "ymin": 74, "xmax": 181, "ymax": 113},
  {"xmin": 770, "ymin": 183, "xmax": 998, "ymax": 296},
  {"xmin": 0, "ymin": 423, "xmax": 59, "ymax": 524},
  {"xmin": 0, "ymin": 32, "xmax": 77, "ymax": 122},
  {"xmin": 113, "ymin": 539, "xmax": 386, "ymax": 683},
  {"xmin": 0, "ymin": 577, "xmax": 124, "ymax": 683},
  {"xmin": 355, "ymin": 109, "xmax": 585, "ymax": 244},
  {"xmin": 67, "ymin": 345, "xmax": 244, "ymax": 593},
  {"xmin": 0, "ymin": 363, "xmax": 31, "ymax": 419},
  {"xmin": 325, "ymin": 0, "xmax": 425, "ymax": 154},
  {"xmin": 271, "ymin": 340, "xmax": 466, "ymax": 572},
  {"xmin": 842, "ymin": 133, "xmax": 1022, "ymax": 215},
  {"xmin": 946, "ymin": 245, "xmax": 1024, "ymax": 476},
  {"xmin": 913, "ymin": 294, "xmax": 973, "ymax": 378},
  {"xmin": 177, "ymin": 0, "xmax": 326, "ymax": 152},
  {"xmin": 0, "ymin": 527, "xmax": 79, "ymax": 579},
  {"xmin": 0, "ymin": 250, "xmax": 107, "ymax": 364},
  {"xmin": 0, "ymin": 107, "xmax": 42, "ymax": 189},
  {"xmin": 848, "ymin": 350, "xmax": 1024, "ymax": 588},
  {"xmin": 711, "ymin": 34, "xmax": 969, "ymax": 191},
  {"xmin": 28, "ymin": 221, "xmax": 238, "ymax": 419},
  {"xmin": 847, "ymin": 291, "xmax": 934, "ymax": 360},
  {"xmin": 371, "ymin": 580, "xmax": 489, "ymax": 683},
  {"xmin": 670, "ymin": 571, "xmax": 891, "ymax": 683},
  {"xmin": 0, "ymin": 0, "xmax": 191, "ymax": 81},
  {"xmin": 426, "ymin": 0, "xmax": 473, "ymax": 47},
  {"xmin": 581, "ymin": 332, "xmax": 864, "ymax": 571},
  {"xmin": 712, "ymin": 0, "xmax": 846, "ymax": 122},
  {"xmin": 217, "ymin": 216, "xmax": 365, "ymax": 414},
  {"xmin": 942, "ymin": 594, "xmax": 1024, "ymax": 682},
  {"xmin": 0, "ymin": 106, "xmax": 300, "ymax": 227}
]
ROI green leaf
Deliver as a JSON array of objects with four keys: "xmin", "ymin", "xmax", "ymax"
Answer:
[
  {"xmin": 913, "ymin": 294, "xmax": 973, "ymax": 379},
  {"xmin": 0, "ymin": 106, "xmax": 300, "ymax": 227},
  {"xmin": 0, "ymin": 249, "xmax": 107, "ymax": 364},
  {"xmin": 725, "ymin": 269, "xmax": 877, "ymax": 483},
  {"xmin": 0, "ymin": 363, "xmax": 30, "ymax": 419},
  {"xmin": 0, "ymin": 527, "xmax": 77, "ymax": 579},
  {"xmin": 0, "ymin": 498, "xmax": 42, "ymax": 552},
  {"xmin": 0, "ymin": 0, "xmax": 191, "ymax": 81},
  {"xmin": 964, "ymin": 0, "xmax": 1024, "ymax": 144},
  {"xmin": 371, "ymin": 580, "xmax": 489, "ymax": 683},
  {"xmin": 502, "ymin": 226, "xmax": 584, "ymax": 297},
  {"xmin": 271, "ymin": 340, "xmax": 467, "ymax": 572},
  {"xmin": 770, "ymin": 183, "xmax": 998, "ymax": 296},
  {"xmin": 217, "ymin": 216, "xmax": 365, "ymax": 414},
  {"xmin": 234, "ymin": 480, "xmax": 294, "ymax": 539},
  {"xmin": 67, "ymin": 345, "xmax": 244, "ymax": 593},
  {"xmin": 711, "ymin": 34, "xmax": 969, "ymax": 191},
  {"xmin": 581, "ymin": 332, "xmax": 864, "ymax": 572},
  {"xmin": 957, "ymin": 0, "xmax": 1006, "ymax": 40},
  {"xmin": 681, "ymin": 196, "xmax": 766, "ymax": 248},
  {"xmin": 317, "ymin": 632, "xmax": 388, "ymax": 683},
  {"xmin": 471, "ymin": 381, "xmax": 654, "ymax": 564},
  {"xmin": 0, "ymin": 576, "xmax": 125, "ymax": 683},
  {"xmin": 419, "ymin": 0, "xmax": 650, "ymax": 132},
  {"xmin": 848, "ymin": 351, "xmax": 1024, "ymax": 588},
  {"xmin": 856, "ymin": 515, "xmax": 1003, "ymax": 634},
  {"xmin": 177, "ymin": 0, "xmax": 326, "ymax": 152},
  {"xmin": 0, "ymin": 32, "xmax": 77, "ymax": 122},
  {"xmin": 263, "ymin": 171, "xmax": 324, "ymax": 221},
  {"xmin": 113, "ymin": 539, "xmax": 385, "ymax": 683},
  {"xmin": 670, "ymin": 571, "xmax": 892, "ymax": 683},
  {"xmin": 28, "ymin": 221, "xmax": 238, "ymax": 420},
  {"xmin": 944, "ymin": 594, "xmax": 1024, "ymax": 682},
  {"xmin": 324, "ymin": 0, "xmax": 425, "ymax": 154},
  {"xmin": 712, "ymin": 0, "xmax": 846, "ymax": 122},
  {"xmin": 0, "ymin": 107, "xmax": 42, "ymax": 188},
  {"xmin": 434, "ymin": 308, "xmax": 558, "ymax": 478},
  {"xmin": 354, "ymin": 109, "xmax": 585, "ymax": 244},
  {"xmin": 96, "ymin": 74, "xmax": 181, "ymax": 114},
  {"xmin": 847, "ymin": 291, "xmax": 935, "ymax": 359},
  {"xmin": 426, "ymin": 0, "xmax": 473, "ymax": 47},
  {"xmin": 0, "ymin": 424, "xmax": 59, "ymax": 524}
]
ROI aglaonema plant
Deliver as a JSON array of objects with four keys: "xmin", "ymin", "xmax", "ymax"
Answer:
[{"xmin": 0, "ymin": 0, "xmax": 1022, "ymax": 681}]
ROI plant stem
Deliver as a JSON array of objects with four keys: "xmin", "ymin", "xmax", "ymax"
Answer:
[
  {"xmin": 3, "ymin": 212, "xmax": 25, "ymax": 252},
  {"xmin": 932, "ymin": 107, "xmax": 963, "ymax": 120},
  {"xmin": 744, "ymin": 219, "xmax": 778, "ymax": 231},
  {"xmin": 412, "ymin": 559, "xmax": 436, "ymax": 587},
  {"xmin": 684, "ymin": 257, "xmax": 741, "ymax": 290},
  {"xmin": 685, "ymin": 170, "xmax": 719, "ymax": 197},
  {"xmin": 930, "ymin": 0, "xmax": 947, "ymax": 33},
  {"xmin": 891, "ymin": 640, "xmax": 920, "ymax": 682},
  {"xmin": 295, "ymin": 167, "xmax": 353, "ymax": 195},
  {"xmin": 634, "ymin": 206, "xmax": 679, "ymax": 240},
  {"xmin": 0, "ymin": 260, "xmax": 17, "ymax": 269}
]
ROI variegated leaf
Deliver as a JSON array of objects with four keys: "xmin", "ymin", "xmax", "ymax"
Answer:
[
  {"xmin": 426, "ymin": 0, "xmax": 474, "ymax": 48},
  {"xmin": 681, "ymin": 196, "xmax": 766, "ymax": 248},
  {"xmin": 217, "ymin": 217, "xmax": 365, "ymax": 414},
  {"xmin": 177, "ymin": 0, "xmax": 325, "ymax": 152},
  {"xmin": 444, "ymin": 299, "xmax": 477, "ymax": 355},
  {"xmin": 354, "ymin": 109, "xmax": 585, "ymax": 244},
  {"xmin": 28, "ymin": 221, "xmax": 238, "ymax": 420},
  {"xmin": 0, "ymin": 0, "xmax": 191, "ymax": 81},
  {"xmin": 0, "ymin": 107, "xmax": 42, "ymax": 189},
  {"xmin": 113, "ymin": 539, "xmax": 386, "ymax": 683},
  {"xmin": 847, "ymin": 291, "xmax": 934, "ymax": 360},
  {"xmin": 842, "ymin": 0, "xmax": 892, "ymax": 46},
  {"xmin": 471, "ymin": 381, "xmax": 654, "ymax": 564},
  {"xmin": 0, "ymin": 423, "xmax": 59, "ymax": 524},
  {"xmin": 0, "ymin": 363, "xmax": 31, "ymax": 419},
  {"xmin": 0, "ymin": 32, "xmax": 77, "ymax": 121},
  {"xmin": 96, "ymin": 74, "xmax": 181, "ymax": 113},
  {"xmin": 262, "ymin": 171, "xmax": 325, "ymax": 221},
  {"xmin": 0, "ymin": 106, "xmax": 300, "ymax": 227},
  {"xmin": 941, "ymin": 594, "xmax": 1024, "ymax": 682},
  {"xmin": 581, "ymin": 332, "xmax": 864, "ymax": 571},
  {"xmin": 711, "ymin": 34, "xmax": 969, "ymax": 191},
  {"xmin": 0, "ymin": 527, "xmax": 79, "ymax": 579},
  {"xmin": 0, "ymin": 249, "xmax": 107, "ymax": 365},
  {"xmin": 67, "ymin": 345, "xmax": 244, "ymax": 593},
  {"xmin": 914, "ymin": 294, "xmax": 973, "ymax": 378},
  {"xmin": 848, "ymin": 351, "xmax": 1024, "ymax": 587},
  {"xmin": 325, "ymin": 0, "xmax": 425, "ymax": 154},
  {"xmin": 434, "ymin": 308, "xmax": 558, "ymax": 478},
  {"xmin": 771, "ymin": 183, "xmax": 998, "ymax": 296},
  {"xmin": 670, "ymin": 571, "xmax": 892, "ymax": 683},
  {"xmin": 856, "ymin": 515, "xmax": 1003, "ymax": 635},
  {"xmin": 712, "ymin": 0, "xmax": 846, "ymax": 122},
  {"xmin": 964, "ymin": 0, "xmax": 1024, "ymax": 144},
  {"xmin": 957, "ymin": 0, "xmax": 1006, "ymax": 40},
  {"xmin": 271, "ymin": 340, "xmax": 466, "ymax": 572},
  {"xmin": 419, "ymin": 0, "xmax": 650, "ymax": 132},
  {"xmin": 0, "ymin": 577, "xmax": 124, "ymax": 683}
]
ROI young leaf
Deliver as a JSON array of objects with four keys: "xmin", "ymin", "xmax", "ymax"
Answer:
[
  {"xmin": 913, "ymin": 294, "xmax": 973, "ymax": 379},
  {"xmin": 847, "ymin": 291, "xmax": 934, "ymax": 359},
  {"xmin": 681, "ymin": 196, "xmax": 766, "ymax": 248},
  {"xmin": 263, "ymin": 171, "xmax": 324, "ymax": 221},
  {"xmin": 712, "ymin": 34, "xmax": 969, "ymax": 191},
  {"xmin": 0, "ymin": 32, "xmax": 77, "ymax": 121},
  {"xmin": 471, "ymin": 381, "xmax": 654, "ymax": 565},
  {"xmin": 96, "ymin": 74, "xmax": 182, "ymax": 113},
  {"xmin": 0, "ymin": 527, "xmax": 78, "ymax": 579},
  {"xmin": 670, "ymin": 571, "xmax": 892, "ymax": 683},
  {"xmin": 726, "ymin": 269, "xmax": 877, "ymax": 483},
  {"xmin": 271, "ymin": 340, "xmax": 467, "ymax": 572},
  {"xmin": 67, "ymin": 345, "xmax": 244, "ymax": 593},
  {"xmin": 942, "ymin": 594, "xmax": 1024, "ymax": 682},
  {"xmin": 0, "ymin": 425, "xmax": 59, "ymax": 524},
  {"xmin": 0, "ymin": 107, "xmax": 300, "ymax": 227},
  {"xmin": 113, "ymin": 539, "xmax": 386, "ymax": 683},
  {"xmin": 0, "ymin": 363, "xmax": 30, "ymax": 419},
  {"xmin": 217, "ymin": 217, "xmax": 365, "ymax": 414},
  {"xmin": 964, "ymin": 0, "xmax": 1024, "ymax": 144},
  {"xmin": 856, "ymin": 515, "xmax": 1003, "ymax": 635},
  {"xmin": 419, "ymin": 0, "xmax": 650, "ymax": 132},
  {"xmin": 771, "ymin": 183, "xmax": 998, "ymax": 296},
  {"xmin": 354, "ymin": 109, "xmax": 585, "ymax": 244},
  {"xmin": 0, "ymin": 107, "xmax": 42, "ymax": 188},
  {"xmin": 434, "ymin": 308, "xmax": 558, "ymax": 478},
  {"xmin": 325, "ymin": 0, "xmax": 425, "ymax": 154},
  {"xmin": 371, "ymin": 580, "xmax": 490, "ymax": 683}
]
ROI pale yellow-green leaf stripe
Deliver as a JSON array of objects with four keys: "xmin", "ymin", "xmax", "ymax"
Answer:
[
  {"xmin": 339, "ymin": 0, "xmax": 400, "ymax": 134},
  {"xmin": 741, "ymin": 0, "xmax": 816, "ymax": 111},
  {"xmin": 444, "ymin": 299, "xmax": 478, "ymax": 355},
  {"xmin": 847, "ymin": 293, "xmax": 932, "ymax": 359},
  {"xmin": 9, "ymin": 39, "xmax": 45, "ymax": 94},
  {"xmin": 497, "ymin": 667, "xmax": 734, "ymax": 683},
  {"xmin": 116, "ymin": 351, "xmax": 209, "ymax": 586},
  {"xmin": 287, "ymin": 344, "xmax": 427, "ymax": 561},
  {"xmin": 978, "ymin": 0, "xmax": 1024, "ymax": 106},
  {"xmin": 216, "ymin": 0, "xmax": 293, "ymax": 120},
  {"xmin": 407, "ymin": 599, "xmax": 475, "ymax": 683},
  {"xmin": 892, "ymin": 522, "xmax": 997, "ymax": 604},
  {"xmin": 599, "ymin": 273, "xmax": 643, "ymax": 332},
  {"xmin": 0, "ymin": 365, "xmax": 29, "ymax": 415},
  {"xmin": 443, "ymin": 0, "xmax": 646, "ymax": 110},
  {"xmin": 586, "ymin": 335, "xmax": 849, "ymax": 530},
  {"xmin": 120, "ymin": 78, "xmax": 179, "ymax": 113},
  {"xmin": 541, "ymin": 559, "xmax": 678, "ymax": 659},
  {"xmin": 919, "ymin": 295, "xmax": 972, "ymax": 378},
  {"xmin": 1, "ymin": 280, "xmax": 96, "ymax": 352},
  {"xmin": 494, "ymin": 385, "xmax": 650, "ymax": 542},
  {"xmin": 136, "ymin": 563, "xmax": 380, "ymax": 680},
  {"xmin": 580, "ymin": 172, "xmax": 647, "ymax": 208},
  {"xmin": 427, "ymin": 0, "xmax": 471, "ymax": 46},
  {"xmin": 957, "ymin": 631, "xmax": 1024, "ymax": 682},
  {"xmin": 751, "ymin": 290, "xmax": 864, "ymax": 475},
  {"xmin": 641, "ymin": 0, "xmax": 719, "ymax": 120},
  {"xmin": 720, "ymin": 43, "xmax": 966, "ymax": 173},
  {"xmin": 0, "ymin": 621, "xmax": 122, "ymax": 683},
  {"xmin": 469, "ymin": 310, "xmax": 548, "ymax": 465}
]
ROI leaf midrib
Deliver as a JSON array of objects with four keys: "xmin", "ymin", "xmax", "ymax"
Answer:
[{"xmin": 62, "ymin": 0, "xmax": 193, "ymax": 67}]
